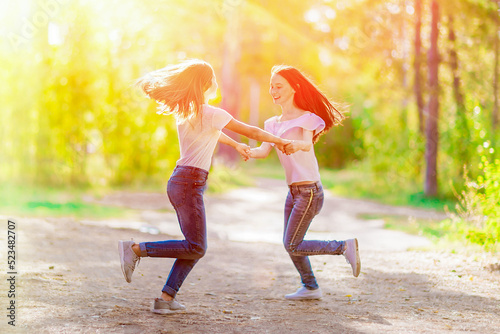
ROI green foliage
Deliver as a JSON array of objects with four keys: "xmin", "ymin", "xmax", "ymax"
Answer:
[
  {"xmin": 207, "ymin": 163, "xmax": 255, "ymax": 194},
  {"xmin": 440, "ymin": 157, "xmax": 500, "ymax": 251},
  {"xmin": 0, "ymin": 0, "xmax": 498, "ymax": 239},
  {"xmin": 315, "ymin": 117, "xmax": 358, "ymax": 168}
]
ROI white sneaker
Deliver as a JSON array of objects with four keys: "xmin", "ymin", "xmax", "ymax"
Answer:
[
  {"xmin": 343, "ymin": 238, "xmax": 361, "ymax": 277},
  {"xmin": 152, "ymin": 298, "xmax": 186, "ymax": 314},
  {"xmin": 118, "ymin": 240, "xmax": 140, "ymax": 283},
  {"xmin": 285, "ymin": 287, "xmax": 322, "ymax": 300}
]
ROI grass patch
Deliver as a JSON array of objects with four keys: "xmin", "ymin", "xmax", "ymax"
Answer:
[
  {"xmin": 0, "ymin": 163, "xmax": 257, "ymax": 218},
  {"xmin": 0, "ymin": 184, "xmax": 129, "ymax": 219},
  {"xmin": 358, "ymin": 213, "xmax": 444, "ymax": 239},
  {"xmin": 368, "ymin": 211, "xmax": 500, "ymax": 253},
  {"xmin": 320, "ymin": 168, "xmax": 455, "ymax": 212},
  {"xmin": 20, "ymin": 200, "xmax": 124, "ymax": 218},
  {"xmin": 207, "ymin": 163, "xmax": 256, "ymax": 194},
  {"xmin": 246, "ymin": 160, "xmax": 455, "ymax": 212},
  {"xmin": 244, "ymin": 157, "xmax": 286, "ymax": 181}
]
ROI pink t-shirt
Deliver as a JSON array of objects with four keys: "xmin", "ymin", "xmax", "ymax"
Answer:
[
  {"xmin": 176, "ymin": 104, "xmax": 233, "ymax": 171},
  {"xmin": 264, "ymin": 113, "xmax": 325, "ymax": 185}
]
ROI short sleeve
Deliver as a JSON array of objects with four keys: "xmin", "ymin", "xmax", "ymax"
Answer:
[
  {"xmin": 299, "ymin": 114, "xmax": 325, "ymax": 134},
  {"xmin": 264, "ymin": 117, "xmax": 278, "ymax": 146},
  {"xmin": 276, "ymin": 113, "xmax": 326, "ymax": 137},
  {"xmin": 211, "ymin": 106, "xmax": 233, "ymax": 130}
]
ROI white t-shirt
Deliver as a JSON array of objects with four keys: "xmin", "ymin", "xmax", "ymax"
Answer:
[
  {"xmin": 176, "ymin": 104, "xmax": 233, "ymax": 171},
  {"xmin": 264, "ymin": 113, "xmax": 325, "ymax": 185}
]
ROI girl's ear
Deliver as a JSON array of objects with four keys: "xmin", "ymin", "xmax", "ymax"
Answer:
[{"xmin": 293, "ymin": 83, "xmax": 300, "ymax": 94}]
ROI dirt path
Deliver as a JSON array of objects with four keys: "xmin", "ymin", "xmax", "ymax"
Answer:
[{"xmin": 1, "ymin": 179, "xmax": 499, "ymax": 333}]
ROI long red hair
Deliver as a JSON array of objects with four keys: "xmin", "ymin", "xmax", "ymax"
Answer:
[{"xmin": 271, "ymin": 65, "xmax": 345, "ymax": 143}]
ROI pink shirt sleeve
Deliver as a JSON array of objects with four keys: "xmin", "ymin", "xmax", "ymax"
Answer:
[{"xmin": 298, "ymin": 114, "xmax": 325, "ymax": 134}]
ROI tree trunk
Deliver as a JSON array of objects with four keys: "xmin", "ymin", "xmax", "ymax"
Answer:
[
  {"xmin": 414, "ymin": 0, "xmax": 425, "ymax": 134},
  {"xmin": 448, "ymin": 14, "xmax": 470, "ymax": 167},
  {"xmin": 424, "ymin": 0, "xmax": 440, "ymax": 197},
  {"xmin": 400, "ymin": 0, "xmax": 409, "ymax": 128}
]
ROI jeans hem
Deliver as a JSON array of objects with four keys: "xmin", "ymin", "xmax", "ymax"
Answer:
[
  {"xmin": 162, "ymin": 285, "xmax": 177, "ymax": 298},
  {"xmin": 139, "ymin": 242, "xmax": 148, "ymax": 257}
]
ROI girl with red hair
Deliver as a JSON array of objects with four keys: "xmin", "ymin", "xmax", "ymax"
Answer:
[{"xmin": 249, "ymin": 65, "xmax": 361, "ymax": 300}]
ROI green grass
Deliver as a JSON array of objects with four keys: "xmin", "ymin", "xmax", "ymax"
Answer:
[
  {"xmin": 0, "ymin": 164, "xmax": 256, "ymax": 218},
  {"xmin": 245, "ymin": 158, "xmax": 286, "ymax": 181},
  {"xmin": 363, "ymin": 212, "xmax": 500, "ymax": 253},
  {"xmin": 0, "ymin": 161, "xmax": 457, "ymax": 222},
  {"xmin": 0, "ymin": 184, "xmax": 129, "ymax": 219},
  {"xmin": 320, "ymin": 168, "xmax": 456, "ymax": 212},
  {"xmin": 358, "ymin": 213, "xmax": 444, "ymax": 239},
  {"xmin": 207, "ymin": 163, "xmax": 256, "ymax": 193},
  {"xmin": 247, "ymin": 160, "xmax": 456, "ymax": 212}
]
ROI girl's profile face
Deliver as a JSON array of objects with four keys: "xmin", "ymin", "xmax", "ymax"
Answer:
[
  {"xmin": 269, "ymin": 74, "xmax": 295, "ymax": 106},
  {"xmin": 204, "ymin": 75, "xmax": 218, "ymax": 101}
]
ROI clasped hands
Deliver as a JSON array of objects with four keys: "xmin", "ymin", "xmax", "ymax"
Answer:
[
  {"xmin": 277, "ymin": 140, "xmax": 299, "ymax": 155},
  {"xmin": 236, "ymin": 140, "xmax": 299, "ymax": 161}
]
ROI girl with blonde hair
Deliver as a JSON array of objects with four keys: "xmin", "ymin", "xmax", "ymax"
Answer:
[{"xmin": 118, "ymin": 59, "xmax": 290, "ymax": 314}]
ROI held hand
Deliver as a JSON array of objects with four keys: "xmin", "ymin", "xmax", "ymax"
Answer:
[
  {"xmin": 283, "ymin": 140, "xmax": 301, "ymax": 155},
  {"xmin": 276, "ymin": 139, "xmax": 292, "ymax": 154},
  {"xmin": 247, "ymin": 148, "xmax": 257, "ymax": 159},
  {"xmin": 236, "ymin": 143, "xmax": 251, "ymax": 161}
]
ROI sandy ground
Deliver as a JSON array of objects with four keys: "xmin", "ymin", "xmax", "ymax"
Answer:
[{"xmin": 1, "ymin": 178, "xmax": 499, "ymax": 333}]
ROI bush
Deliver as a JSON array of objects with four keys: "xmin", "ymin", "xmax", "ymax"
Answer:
[{"xmin": 442, "ymin": 156, "xmax": 499, "ymax": 251}]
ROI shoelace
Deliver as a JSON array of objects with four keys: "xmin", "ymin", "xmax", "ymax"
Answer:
[
  {"xmin": 133, "ymin": 254, "xmax": 141, "ymax": 268},
  {"xmin": 130, "ymin": 238, "xmax": 140, "ymax": 268},
  {"xmin": 124, "ymin": 247, "xmax": 140, "ymax": 271}
]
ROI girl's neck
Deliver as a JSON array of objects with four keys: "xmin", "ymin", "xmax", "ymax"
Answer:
[{"xmin": 280, "ymin": 102, "xmax": 306, "ymax": 120}]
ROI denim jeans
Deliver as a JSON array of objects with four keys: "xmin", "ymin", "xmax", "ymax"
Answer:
[
  {"xmin": 284, "ymin": 182, "xmax": 345, "ymax": 290},
  {"xmin": 139, "ymin": 165, "xmax": 208, "ymax": 298}
]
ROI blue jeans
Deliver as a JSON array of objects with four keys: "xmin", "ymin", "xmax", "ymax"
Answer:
[
  {"xmin": 284, "ymin": 182, "xmax": 345, "ymax": 290},
  {"xmin": 139, "ymin": 165, "xmax": 208, "ymax": 298}
]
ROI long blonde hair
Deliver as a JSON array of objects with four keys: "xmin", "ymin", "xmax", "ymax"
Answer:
[{"xmin": 136, "ymin": 59, "xmax": 215, "ymax": 121}]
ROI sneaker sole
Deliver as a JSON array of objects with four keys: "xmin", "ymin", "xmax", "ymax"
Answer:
[
  {"xmin": 353, "ymin": 238, "xmax": 361, "ymax": 277},
  {"xmin": 285, "ymin": 295, "xmax": 322, "ymax": 300},
  {"xmin": 151, "ymin": 308, "xmax": 183, "ymax": 314},
  {"xmin": 118, "ymin": 241, "xmax": 131, "ymax": 283}
]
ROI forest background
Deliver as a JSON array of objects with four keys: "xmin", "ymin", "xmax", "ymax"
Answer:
[{"xmin": 0, "ymin": 0, "xmax": 498, "ymax": 251}]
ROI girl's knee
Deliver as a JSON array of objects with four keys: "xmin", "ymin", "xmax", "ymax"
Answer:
[
  {"xmin": 191, "ymin": 244, "xmax": 206, "ymax": 259},
  {"xmin": 284, "ymin": 243, "xmax": 297, "ymax": 254}
]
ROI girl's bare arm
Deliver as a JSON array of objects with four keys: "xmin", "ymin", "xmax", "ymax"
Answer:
[
  {"xmin": 218, "ymin": 132, "xmax": 250, "ymax": 160},
  {"xmin": 224, "ymin": 118, "xmax": 290, "ymax": 149},
  {"xmin": 249, "ymin": 142, "xmax": 273, "ymax": 159}
]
